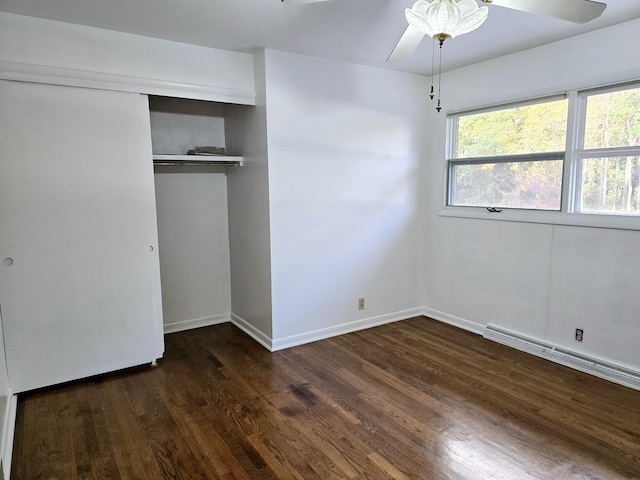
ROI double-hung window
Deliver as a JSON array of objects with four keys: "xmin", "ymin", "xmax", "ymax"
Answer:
[
  {"xmin": 574, "ymin": 84, "xmax": 640, "ymax": 215},
  {"xmin": 446, "ymin": 81, "xmax": 640, "ymax": 217},
  {"xmin": 447, "ymin": 97, "xmax": 568, "ymax": 211}
]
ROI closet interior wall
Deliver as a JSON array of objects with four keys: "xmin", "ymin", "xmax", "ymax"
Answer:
[{"xmin": 150, "ymin": 96, "xmax": 232, "ymax": 332}]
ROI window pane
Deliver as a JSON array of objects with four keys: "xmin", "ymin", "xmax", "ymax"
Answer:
[
  {"xmin": 584, "ymin": 87, "xmax": 640, "ymax": 149},
  {"xmin": 450, "ymin": 160, "xmax": 563, "ymax": 210},
  {"xmin": 456, "ymin": 99, "xmax": 568, "ymax": 157},
  {"xmin": 580, "ymin": 156, "xmax": 640, "ymax": 215}
]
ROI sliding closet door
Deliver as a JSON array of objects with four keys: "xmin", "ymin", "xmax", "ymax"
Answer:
[{"xmin": 0, "ymin": 81, "xmax": 163, "ymax": 393}]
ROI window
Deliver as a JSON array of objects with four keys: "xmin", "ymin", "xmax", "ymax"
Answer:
[
  {"xmin": 575, "ymin": 85, "xmax": 640, "ymax": 215},
  {"xmin": 446, "ymin": 82, "xmax": 640, "ymax": 218},
  {"xmin": 448, "ymin": 97, "xmax": 568, "ymax": 211}
]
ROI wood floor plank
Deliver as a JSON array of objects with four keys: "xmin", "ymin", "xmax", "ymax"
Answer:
[{"xmin": 11, "ymin": 317, "xmax": 640, "ymax": 479}]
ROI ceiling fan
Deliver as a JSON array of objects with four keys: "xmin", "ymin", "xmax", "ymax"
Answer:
[
  {"xmin": 283, "ymin": 0, "xmax": 607, "ymax": 63},
  {"xmin": 282, "ymin": 0, "xmax": 606, "ymax": 111}
]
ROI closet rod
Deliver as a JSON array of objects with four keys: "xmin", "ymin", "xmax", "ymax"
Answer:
[{"xmin": 152, "ymin": 155, "xmax": 243, "ymax": 167}]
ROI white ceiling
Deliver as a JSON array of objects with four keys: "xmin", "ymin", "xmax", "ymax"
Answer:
[{"xmin": 2, "ymin": 0, "xmax": 640, "ymax": 75}]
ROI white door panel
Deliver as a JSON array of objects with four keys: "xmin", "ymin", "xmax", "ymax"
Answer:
[{"xmin": 0, "ymin": 81, "xmax": 163, "ymax": 393}]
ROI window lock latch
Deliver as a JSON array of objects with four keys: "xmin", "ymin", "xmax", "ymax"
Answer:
[{"xmin": 486, "ymin": 207, "xmax": 503, "ymax": 213}]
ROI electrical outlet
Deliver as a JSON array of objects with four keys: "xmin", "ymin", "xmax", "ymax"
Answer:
[
  {"xmin": 358, "ymin": 298, "xmax": 365, "ymax": 310},
  {"xmin": 575, "ymin": 328, "xmax": 584, "ymax": 342}
]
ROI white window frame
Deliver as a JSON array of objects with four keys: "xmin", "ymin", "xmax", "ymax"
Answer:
[
  {"xmin": 570, "ymin": 82, "xmax": 640, "ymax": 215},
  {"xmin": 446, "ymin": 95, "xmax": 568, "ymax": 212},
  {"xmin": 441, "ymin": 81, "xmax": 640, "ymax": 231}
]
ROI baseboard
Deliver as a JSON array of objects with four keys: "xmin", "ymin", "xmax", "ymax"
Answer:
[
  {"xmin": 162, "ymin": 307, "xmax": 639, "ymax": 391},
  {"xmin": 420, "ymin": 307, "xmax": 485, "ymax": 335},
  {"xmin": 483, "ymin": 325, "xmax": 640, "ymax": 391},
  {"xmin": 163, "ymin": 313, "xmax": 231, "ymax": 334},
  {"xmin": 230, "ymin": 314, "xmax": 273, "ymax": 351},
  {"xmin": 1, "ymin": 392, "xmax": 17, "ymax": 480},
  {"xmin": 270, "ymin": 308, "xmax": 425, "ymax": 352}
]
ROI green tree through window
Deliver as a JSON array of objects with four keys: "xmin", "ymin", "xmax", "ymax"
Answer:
[
  {"xmin": 449, "ymin": 98, "xmax": 567, "ymax": 210},
  {"xmin": 447, "ymin": 83, "xmax": 640, "ymax": 217},
  {"xmin": 580, "ymin": 87, "xmax": 640, "ymax": 215}
]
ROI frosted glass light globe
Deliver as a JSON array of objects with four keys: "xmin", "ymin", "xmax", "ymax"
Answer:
[{"xmin": 406, "ymin": 0, "xmax": 489, "ymax": 43}]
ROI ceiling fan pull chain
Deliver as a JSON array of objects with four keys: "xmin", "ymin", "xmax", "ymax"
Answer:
[
  {"xmin": 436, "ymin": 40, "xmax": 443, "ymax": 112},
  {"xmin": 429, "ymin": 37, "xmax": 435, "ymax": 100}
]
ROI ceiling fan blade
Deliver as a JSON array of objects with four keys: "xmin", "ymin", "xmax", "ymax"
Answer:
[
  {"xmin": 387, "ymin": 25, "xmax": 425, "ymax": 63},
  {"xmin": 484, "ymin": 0, "xmax": 606, "ymax": 24}
]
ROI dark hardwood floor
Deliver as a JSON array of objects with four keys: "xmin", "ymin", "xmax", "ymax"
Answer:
[{"xmin": 11, "ymin": 317, "xmax": 640, "ymax": 479}]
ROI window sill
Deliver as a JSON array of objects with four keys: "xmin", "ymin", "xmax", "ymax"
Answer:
[{"xmin": 438, "ymin": 207, "xmax": 640, "ymax": 231}]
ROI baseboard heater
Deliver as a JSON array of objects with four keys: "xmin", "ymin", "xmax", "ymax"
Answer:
[{"xmin": 483, "ymin": 325, "xmax": 640, "ymax": 391}]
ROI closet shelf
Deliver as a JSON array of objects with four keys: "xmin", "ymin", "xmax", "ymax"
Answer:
[{"xmin": 153, "ymin": 154, "xmax": 243, "ymax": 167}]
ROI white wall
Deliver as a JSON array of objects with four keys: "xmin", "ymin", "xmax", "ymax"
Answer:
[
  {"xmin": 149, "ymin": 96, "xmax": 227, "ymax": 155},
  {"xmin": 4, "ymin": 5, "xmax": 637, "ymax": 381},
  {"xmin": 423, "ymin": 18, "xmax": 640, "ymax": 371},
  {"xmin": 225, "ymin": 50, "xmax": 274, "ymax": 342},
  {"xmin": 154, "ymin": 171, "xmax": 232, "ymax": 330},
  {"xmin": 151, "ymin": 96, "xmax": 232, "ymax": 332},
  {"xmin": 262, "ymin": 50, "xmax": 429, "ymax": 346},
  {"xmin": 0, "ymin": 12, "xmax": 255, "ymax": 104}
]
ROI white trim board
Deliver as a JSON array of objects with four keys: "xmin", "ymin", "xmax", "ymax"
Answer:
[
  {"xmin": 230, "ymin": 314, "xmax": 273, "ymax": 351},
  {"xmin": 0, "ymin": 60, "xmax": 256, "ymax": 105},
  {"xmin": 163, "ymin": 307, "xmax": 640, "ymax": 392},
  {"xmin": 420, "ymin": 307, "xmax": 485, "ymax": 335},
  {"xmin": 163, "ymin": 313, "xmax": 231, "ymax": 335},
  {"xmin": 270, "ymin": 308, "xmax": 425, "ymax": 352},
  {"xmin": 1, "ymin": 392, "xmax": 17, "ymax": 480},
  {"xmin": 166, "ymin": 309, "xmax": 426, "ymax": 351}
]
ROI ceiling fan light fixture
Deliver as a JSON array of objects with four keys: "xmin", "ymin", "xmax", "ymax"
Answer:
[
  {"xmin": 406, "ymin": 0, "xmax": 489, "ymax": 43},
  {"xmin": 404, "ymin": 0, "xmax": 488, "ymax": 113}
]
